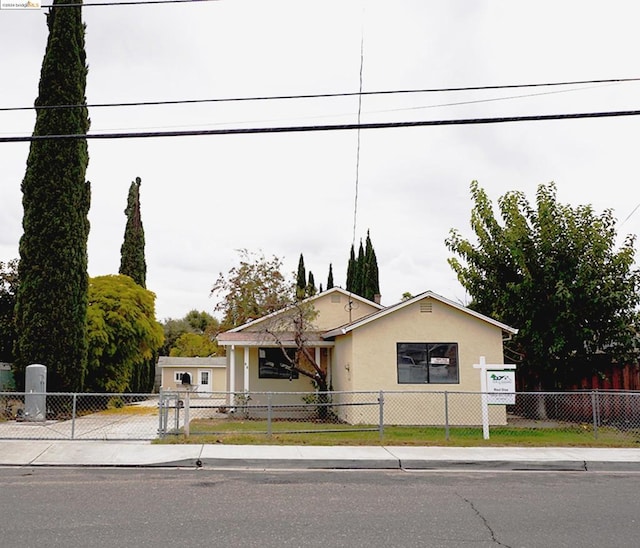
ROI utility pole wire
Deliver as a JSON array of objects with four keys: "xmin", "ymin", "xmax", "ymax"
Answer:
[
  {"xmin": 2, "ymin": 109, "xmax": 640, "ymax": 143},
  {"xmin": 42, "ymin": 0, "xmax": 220, "ymax": 7},
  {"xmin": 2, "ymin": 78, "xmax": 638, "ymax": 113}
]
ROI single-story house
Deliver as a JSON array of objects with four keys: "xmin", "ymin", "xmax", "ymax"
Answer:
[
  {"xmin": 216, "ymin": 287, "xmax": 518, "ymax": 425},
  {"xmin": 157, "ymin": 356, "xmax": 227, "ymax": 393}
]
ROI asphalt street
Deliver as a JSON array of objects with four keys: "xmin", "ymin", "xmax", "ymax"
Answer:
[{"xmin": 2, "ymin": 467, "xmax": 640, "ymax": 548}]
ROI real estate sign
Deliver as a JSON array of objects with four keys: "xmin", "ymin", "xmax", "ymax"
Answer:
[
  {"xmin": 487, "ymin": 370, "xmax": 516, "ymax": 405},
  {"xmin": 474, "ymin": 357, "xmax": 517, "ymax": 439}
]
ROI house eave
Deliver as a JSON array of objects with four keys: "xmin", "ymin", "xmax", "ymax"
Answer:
[{"xmin": 323, "ymin": 290, "xmax": 519, "ymax": 338}]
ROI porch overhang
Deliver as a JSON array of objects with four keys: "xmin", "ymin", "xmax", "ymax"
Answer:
[{"xmin": 216, "ymin": 331, "xmax": 335, "ymax": 348}]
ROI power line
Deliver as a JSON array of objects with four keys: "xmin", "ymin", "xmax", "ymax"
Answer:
[
  {"xmin": 2, "ymin": 108, "xmax": 640, "ymax": 143},
  {"xmin": 2, "ymin": 78, "xmax": 638, "ymax": 113},
  {"xmin": 41, "ymin": 0, "xmax": 220, "ymax": 7}
]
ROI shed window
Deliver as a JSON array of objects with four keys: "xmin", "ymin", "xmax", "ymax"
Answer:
[{"xmin": 397, "ymin": 342, "xmax": 459, "ymax": 384}]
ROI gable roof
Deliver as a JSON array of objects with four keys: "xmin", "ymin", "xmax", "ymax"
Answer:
[
  {"xmin": 224, "ymin": 286, "xmax": 384, "ymax": 333},
  {"xmin": 322, "ymin": 290, "xmax": 518, "ymax": 339}
]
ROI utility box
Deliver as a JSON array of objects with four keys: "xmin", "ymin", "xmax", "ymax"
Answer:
[{"xmin": 25, "ymin": 364, "xmax": 47, "ymax": 421}]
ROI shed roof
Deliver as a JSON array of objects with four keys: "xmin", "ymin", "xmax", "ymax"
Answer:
[{"xmin": 157, "ymin": 356, "xmax": 226, "ymax": 368}]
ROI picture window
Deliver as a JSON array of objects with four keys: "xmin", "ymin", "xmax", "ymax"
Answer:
[
  {"xmin": 259, "ymin": 348, "xmax": 299, "ymax": 379},
  {"xmin": 397, "ymin": 342, "xmax": 459, "ymax": 384}
]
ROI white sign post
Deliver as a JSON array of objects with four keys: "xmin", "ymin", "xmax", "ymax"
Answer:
[{"xmin": 473, "ymin": 356, "xmax": 516, "ymax": 440}]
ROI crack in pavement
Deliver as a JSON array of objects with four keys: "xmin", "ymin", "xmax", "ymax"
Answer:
[{"xmin": 460, "ymin": 495, "xmax": 513, "ymax": 548}]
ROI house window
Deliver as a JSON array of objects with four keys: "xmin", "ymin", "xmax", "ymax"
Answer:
[
  {"xmin": 397, "ymin": 342, "xmax": 459, "ymax": 384},
  {"xmin": 259, "ymin": 348, "xmax": 299, "ymax": 379},
  {"xmin": 200, "ymin": 371, "xmax": 209, "ymax": 385}
]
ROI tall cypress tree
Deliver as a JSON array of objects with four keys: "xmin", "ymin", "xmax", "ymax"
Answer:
[
  {"xmin": 14, "ymin": 0, "xmax": 91, "ymax": 392},
  {"xmin": 346, "ymin": 246, "xmax": 356, "ymax": 292},
  {"xmin": 355, "ymin": 239, "xmax": 366, "ymax": 296},
  {"xmin": 296, "ymin": 253, "xmax": 306, "ymax": 300},
  {"xmin": 364, "ymin": 230, "xmax": 380, "ymax": 301},
  {"xmin": 119, "ymin": 177, "xmax": 147, "ymax": 288},
  {"xmin": 307, "ymin": 271, "xmax": 317, "ymax": 297},
  {"xmin": 327, "ymin": 263, "xmax": 334, "ymax": 290}
]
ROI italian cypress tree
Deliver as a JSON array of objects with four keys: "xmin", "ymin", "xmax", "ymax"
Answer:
[
  {"xmin": 363, "ymin": 230, "xmax": 380, "ymax": 301},
  {"xmin": 355, "ymin": 239, "xmax": 366, "ymax": 296},
  {"xmin": 346, "ymin": 246, "xmax": 356, "ymax": 292},
  {"xmin": 307, "ymin": 271, "xmax": 317, "ymax": 297},
  {"xmin": 296, "ymin": 253, "xmax": 306, "ymax": 300},
  {"xmin": 119, "ymin": 177, "xmax": 147, "ymax": 288},
  {"xmin": 14, "ymin": 0, "xmax": 91, "ymax": 392},
  {"xmin": 327, "ymin": 263, "xmax": 334, "ymax": 290}
]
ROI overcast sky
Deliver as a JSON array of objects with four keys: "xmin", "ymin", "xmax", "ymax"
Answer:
[{"xmin": 2, "ymin": 0, "xmax": 640, "ymax": 320}]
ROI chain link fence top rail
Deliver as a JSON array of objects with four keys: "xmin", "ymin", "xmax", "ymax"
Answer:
[{"xmin": 2, "ymin": 390, "xmax": 640, "ymax": 443}]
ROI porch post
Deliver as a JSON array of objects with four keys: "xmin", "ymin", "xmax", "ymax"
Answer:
[
  {"xmin": 315, "ymin": 347, "xmax": 321, "ymax": 388},
  {"xmin": 229, "ymin": 345, "xmax": 236, "ymax": 407},
  {"xmin": 243, "ymin": 346, "xmax": 250, "ymax": 392}
]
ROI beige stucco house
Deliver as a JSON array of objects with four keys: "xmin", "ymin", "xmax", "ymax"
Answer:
[
  {"xmin": 157, "ymin": 356, "xmax": 227, "ymax": 393},
  {"xmin": 216, "ymin": 287, "xmax": 518, "ymax": 425}
]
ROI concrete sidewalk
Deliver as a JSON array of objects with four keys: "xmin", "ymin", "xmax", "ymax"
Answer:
[{"xmin": 2, "ymin": 440, "xmax": 640, "ymax": 471}]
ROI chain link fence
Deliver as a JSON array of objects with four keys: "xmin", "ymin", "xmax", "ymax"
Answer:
[
  {"xmin": 0, "ymin": 392, "xmax": 161, "ymax": 440},
  {"xmin": 2, "ymin": 389, "xmax": 640, "ymax": 443}
]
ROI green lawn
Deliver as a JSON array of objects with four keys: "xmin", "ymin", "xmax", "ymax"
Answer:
[{"xmin": 154, "ymin": 418, "xmax": 640, "ymax": 447}]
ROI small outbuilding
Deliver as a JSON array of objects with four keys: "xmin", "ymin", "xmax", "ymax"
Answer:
[{"xmin": 157, "ymin": 356, "xmax": 226, "ymax": 393}]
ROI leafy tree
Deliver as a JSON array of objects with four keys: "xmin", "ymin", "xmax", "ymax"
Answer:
[
  {"xmin": 184, "ymin": 309, "xmax": 218, "ymax": 334},
  {"xmin": 446, "ymin": 181, "xmax": 640, "ymax": 389},
  {"xmin": 160, "ymin": 318, "xmax": 192, "ymax": 355},
  {"xmin": 85, "ymin": 275, "xmax": 163, "ymax": 393},
  {"xmin": 160, "ymin": 310, "xmax": 221, "ymax": 356},
  {"xmin": 211, "ymin": 249, "xmax": 291, "ymax": 330},
  {"xmin": 264, "ymin": 299, "xmax": 328, "ymax": 392},
  {"xmin": 169, "ymin": 332, "xmax": 220, "ymax": 357},
  {"xmin": 14, "ymin": 1, "xmax": 91, "ymax": 392},
  {"xmin": 119, "ymin": 177, "xmax": 146, "ymax": 288},
  {"xmin": 0, "ymin": 259, "xmax": 19, "ymax": 363},
  {"xmin": 327, "ymin": 263, "xmax": 334, "ymax": 290},
  {"xmin": 296, "ymin": 253, "xmax": 306, "ymax": 300}
]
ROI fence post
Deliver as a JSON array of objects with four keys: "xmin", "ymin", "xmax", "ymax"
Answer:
[
  {"xmin": 267, "ymin": 392, "xmax": 273, "ymax": 438},
  {"xmin": 444, "ymin": 391, "xmax": 450, "ymax": 441},
  {"xmin": 378, "ymin": 391, "xmax": 384, "ymax": 440},
  {"xmin": 158, "ymin": 392, "xmax": 165, "ymax": 438},
  {"xmin": 71, "ymin": 393, "xmax": 77, "ymax": 440},
  {"xmin": 591, "ymin": 390, "xmax": 599, "ymax": 439},
  {"xmin": 175, "ymin": 393, "xmax": 180, "ymax": 433},
  {"xmin": 184, "ymin": 389, "xmax": 190, "ymax": 438}
]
